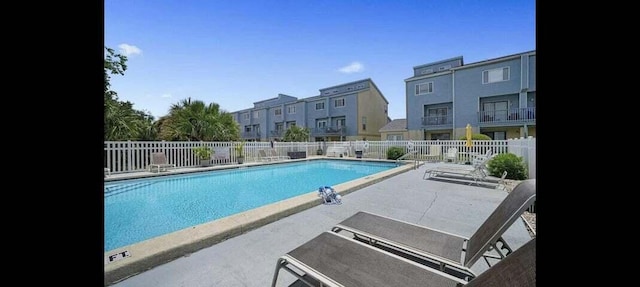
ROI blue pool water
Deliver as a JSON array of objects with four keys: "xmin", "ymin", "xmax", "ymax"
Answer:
[{"xmin": 104, "ymin": 159, "xmax": 397, "ymax": 252}]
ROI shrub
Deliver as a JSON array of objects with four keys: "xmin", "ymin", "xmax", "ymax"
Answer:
[
  {"xmin": 386, "ymin": 146, "xmax": 405, "ymax": 160},
  {"xmin": 487, "ymin": 153, "xmax": 528, "ymax": 180},
  {"xmin": 458, "ymin": 133, "xmax": 492, "ymax": 140}
]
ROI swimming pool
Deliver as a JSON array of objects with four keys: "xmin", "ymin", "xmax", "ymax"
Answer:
[{"xmin": 104, "ymin": 159, "xmax": 398, "ymax": 252}]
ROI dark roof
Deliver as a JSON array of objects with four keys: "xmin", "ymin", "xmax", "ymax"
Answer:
[{"xmin": 379, "ymin": 119, "xmax": 407, "ymax": 132}]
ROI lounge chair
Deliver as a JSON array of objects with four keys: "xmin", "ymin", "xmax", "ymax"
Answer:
[
  {"xmin": 148, "ymin": 152, "xmax": 176, "ymax": 172},
  {"xmin": 444, "ymin": 147, "xmax": 458, "ymax": 163},
  {"xmin": 271, "ymin": 232, "xmax": 536, "ymax": 287},
  {"xmin": 423, "ymin": 144, "xmax": 442, "ymax": 162},
  {"xmin": 269, "ymin": 149, "xmax": 290, "ymax": 160},
  {"xmin": 423, "ymin": 150, "xmax": 494, "ymax": 184},
  {"xmin": 258, "ymin": 149, "xmax": 277, "ymax": 162},
  {"xmin": 330, "ymin": 179, "xmax": 536, "ymax": 280}
]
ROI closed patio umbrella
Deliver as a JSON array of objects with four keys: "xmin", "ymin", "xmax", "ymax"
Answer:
[
  {"xmin": 465, "ymin": 124, "xmax": 473, "ymax": 147},
  {"xmin": 465, "ymin": 124, "xmax": 473, "ymax": 164}
]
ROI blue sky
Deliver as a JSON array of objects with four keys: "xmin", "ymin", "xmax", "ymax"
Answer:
[{"xmin": 105, "ymin": 0, "xmax": 535, "ymax": 121}]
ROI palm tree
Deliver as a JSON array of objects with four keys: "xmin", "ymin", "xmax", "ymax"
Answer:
[
  {"xmin": 159, "ymin": 98, "xmax": 240, "ymax": 141},
  {"xmin": 283, "ymin": 125, "xmax": 310, "ymax": 142}
]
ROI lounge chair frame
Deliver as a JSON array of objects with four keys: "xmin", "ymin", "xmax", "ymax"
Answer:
[
  {"xmin": 331, "ymin": 179, "xmax": 536, "ymax": 280},
  {"xmin": 259, "ymin": 149, "xmax": 278, "ymax": 162},
  {"xmin": 269, "ymin": 149, "xmax": 291, "ymax": 161},
  {"xmin": 271, "ymin": 231, "xmax": 536, "ymax": 287},
  {"xmin": 148, "ymin": 152, "xmax": 176, "ymax": 173}
]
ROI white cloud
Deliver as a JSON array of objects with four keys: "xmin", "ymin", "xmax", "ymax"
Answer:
[
  {"xmin": 118, "ymin": 43, "xmax": 142, "ymax": 56},
  {"xmin": 161, "ymin": 94, "xmax": 172, "ymax": 99},
  {"xmin": 338, "ymin": 62, "xmax": 364, "ymax": 73}
]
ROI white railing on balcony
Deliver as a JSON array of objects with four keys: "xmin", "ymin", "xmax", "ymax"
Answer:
[{"xmin": 105, "ymin": 137, "xmax": 535, "ymax": 178}]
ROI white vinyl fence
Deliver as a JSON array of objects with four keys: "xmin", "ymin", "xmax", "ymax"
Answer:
[{"xmin": 104, "ymin": 138, "xmax": 535, "ymax": 178}]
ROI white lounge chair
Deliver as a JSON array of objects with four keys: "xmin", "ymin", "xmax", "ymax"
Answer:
[
  {"xmin": 149, "ymin": 152, "xmax": 176, "ymax": 172},
  {"xmin": 423, "ymin": 145, "xmax": 442, "ymax": 162},
  {"xmin": 258, "ymin": 149, "xmax": 276, "ymax": 162},
  {"xmin": 445, "ymin": 147, "xmax": 458, "ymax": 163},
  {"xmin": 423, "ymin": 150, "xmax": 495, "ymax": 184},
  {"xmin": 269, "ymin": 149, "xmax": 290, "ymax": 160}
]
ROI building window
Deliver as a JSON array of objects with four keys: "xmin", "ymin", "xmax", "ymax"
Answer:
[
  {"xmin": 336, "ymin": 118, "xmax": 345, "ymax": 127},
  {"xmin": 275, "ymin": 123, "xmax": 283, "ymax": 132},
  {"xmin": 253, "ymin": 111, "xmax": 259, "ymax": 119},
  {"xmin": 316, "ymin": 120, "xmax": 327, "ymax": 128},
  {"xmin": 287, "ymin": 105, "xmax": 296, "ymax": 114},
  {"xmin": 439, "ymin": 65, "xmax": 451, "ymax": 71},
  {"xmin": 483, "ymin": 131, "xmax": 506, "ymax": 140},
  {"xmin": 421, "ymin": 68, "xmax": 433, "ymax": 74},
  {"xmin": 362, "ymin": 116, "xmax": 367, "ymax": 131},
  {"xmin": 482, "ymin": 101, "xmax": 508, "ymax": 122},
  {"xmin": 286, "ymin": 121, "xmax": 296, "ymax": 129},
  {"xmin": 243, "ymin": 113, "xmax": 249, "ymax": 120},
  {"xmin": 334, "ymin": 98, "xmax": 345, "ymax": 107},
  {"xmin": 430, "ymin": 133, "xmax": 451, "ymax": 140},
  {"xmin": 387, "ymin": 134, "xmax": 403, "ymax": 140},
  {"xmin": 274, "ymin": 108, "xmax": 282, "ymax": 116},
  {"xmin": 315, "ymin": 102, "xmax": 325, "ymax": 110},
  {"xmin": 482, "ymin": 67, "xmax": 510, "ymax": 84},
  {"xmin": 415, "ymin": 82, "xmax": 433, "ymax": 95},
  {"xmin": 244, "ymin": 126, "xmax": 251, "ymax": 132},
  {"xmin": 427, "ymin": 107, "xmax": 448, "ymax": 125}
]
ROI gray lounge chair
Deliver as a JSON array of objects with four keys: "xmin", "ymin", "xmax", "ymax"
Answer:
[
  {"xmin": 259, "ymin": 149, "xmax": 277, "ymax": 162},
  {"xmin": 269, "ymin": 149, "xmax": 290, "ymax": 160},
  {"xmin": 331, "ymin": 179, "xmax": 536, "ymax": 280},
  {"xmin": 271, "ymin": 231, "xmax": 536, "ymax": 287},
  {"xmin": 149, "ymin": 152, "xmax": 176, "ymax": 172}
]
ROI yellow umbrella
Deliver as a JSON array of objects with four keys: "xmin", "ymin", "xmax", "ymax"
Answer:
[{"xmin": 465, "ymin": 124, "xmax": 473, "ymax": 147}]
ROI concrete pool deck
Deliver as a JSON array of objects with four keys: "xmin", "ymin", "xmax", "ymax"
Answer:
[
  {"xmin": 105, "ymin": 158, "xmax": 534, "ymax": 286},
  {"xmin": 104, "ymin": 156, "xmax": 417, "ymax": 284}
]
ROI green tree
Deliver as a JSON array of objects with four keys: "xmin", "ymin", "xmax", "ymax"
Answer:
[
  {"xmin": 158, "ymin": 98, "xmax": 240, "ymax": 141},
  {"xmin": 104, "ymin": 46, "xmax": 155, "ymax": 141},
  {"xmin": 283, "ymin": 125, "xmax": 310, "ymax": 142}
]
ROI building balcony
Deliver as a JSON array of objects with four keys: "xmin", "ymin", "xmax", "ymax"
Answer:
[
  {"xmin": 478, "ymin": 107, "xmax": 536, "ymax": 126},
  {"xmin": 241, "ymin": 131, "xmax": 261, "ymax": 139},
  {"xmin": 270, "ymin": 130, "xmax": 285, "ymax": 138},
  {"xmin": 421, "ymin": 115, "xmax": 453, "ymax": 129},
  {"xmin": 312, "ymin": 126, "xmax": 346, "ymax": 136}
]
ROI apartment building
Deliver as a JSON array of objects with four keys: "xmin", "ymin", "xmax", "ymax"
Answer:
[
  {"xmin": 405, "ymin": 50, "xmax": 536, "ymax": 140},
  {"xmin": 231, "ymin": 78, "xmax": 389, "ymax": 142}
]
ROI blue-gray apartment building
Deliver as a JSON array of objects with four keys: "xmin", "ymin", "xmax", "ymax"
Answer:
[
  {"xmin": 405, "ymin": 50, "xmax": 536, "ymax": 140},
  {"xmin": 231, "ymin": 78, "xmax": 390, "ymax": 142}
]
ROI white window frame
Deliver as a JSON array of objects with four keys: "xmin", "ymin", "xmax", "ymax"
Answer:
[
  {"xmin": 482, "ymin": 67, "xmax": 510, "ymax": 84},
  {"xmin": 315, "ymin": 102, "xmax": 325, "ymax": 110},
  {"xmin": 317, "ymin": 120, "xmax": 327, "ymax": 128},
  {"xmin": 287, "ymin": 105, "xmax": 296, "ymax": 114},
  {"xmin": 387, "ymin": 134, "xmax": 403, "ymax": 140},
  {"xmin": 334, "ymin": 98, "xmax": 345, "ymax": 108},
  {"xmin": 243, "ymin": 113, "xmax": 249, "ymax": 120},
  {"xmin": 274, "ymin": 108, "xmax": 282, "ymax": 116},
  {"xmin": 253, "ymin": 111, "xmax": 259, "ymax": 119},
  {"xmin": 415, "ymin": 82, "xmax": 434, "ymax": 95}
]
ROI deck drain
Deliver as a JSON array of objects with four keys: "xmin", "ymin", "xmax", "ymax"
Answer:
[{"xmin": 105, "ymin": 250, "xmax": 131, "ymax": 264}]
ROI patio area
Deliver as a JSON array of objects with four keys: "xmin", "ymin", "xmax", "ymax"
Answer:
[{"xmin": 106, "ymin": 161, "xmax": 534, "ymax": 287}]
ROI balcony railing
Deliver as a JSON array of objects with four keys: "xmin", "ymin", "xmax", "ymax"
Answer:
[
  {"xmin": 421, "ymin": 114, "xmax": 453, "ymax": 126},
  {"xmin": 241, "ymin": 131, "xmax": 261, "ymax": 138},
  {"xmin": 312, "ymin": 126, "xmax": 346, "ymax": 136},
  {"xmin": 478, "ymin": 107, "xmax": 536, "ymax": 124},
  {"xmin": 270, "ymin": 130, "xmax": 285, "ymax": 137}
]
